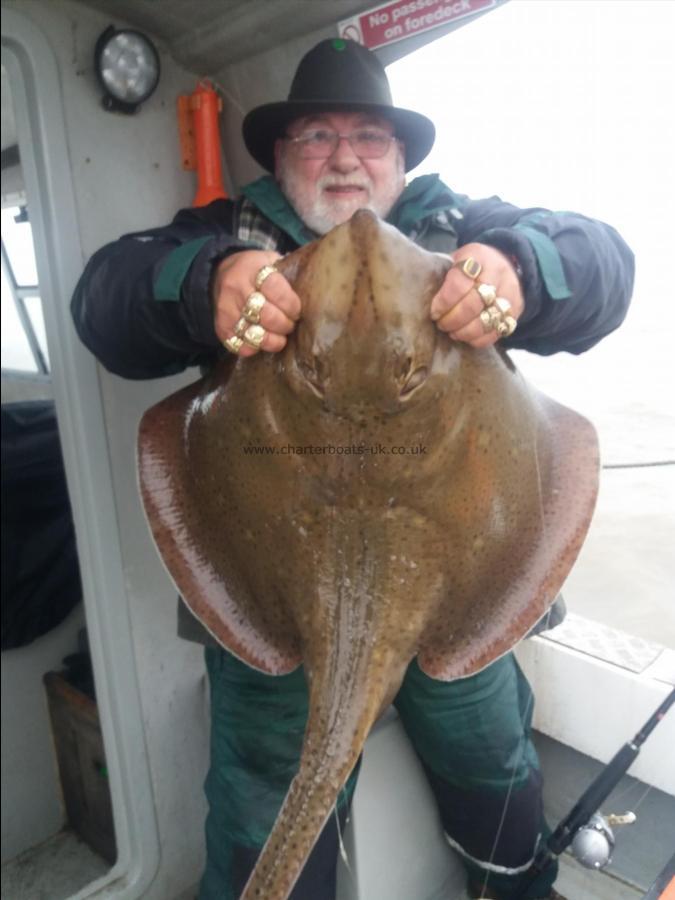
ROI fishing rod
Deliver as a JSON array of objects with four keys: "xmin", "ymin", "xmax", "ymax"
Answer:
[{"xmin": 514, "ymin": 686, "xmax": 675, "ymax": 899}]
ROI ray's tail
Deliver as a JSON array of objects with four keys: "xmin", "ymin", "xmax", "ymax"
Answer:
[{"xmin": 239, "ymin": 655, "xmax": 397, "ymax": 900}]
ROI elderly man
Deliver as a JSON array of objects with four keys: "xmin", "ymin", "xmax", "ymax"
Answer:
[{"xmin": 71, "ymin": 38, "xmax": 633, "ymax": 900}]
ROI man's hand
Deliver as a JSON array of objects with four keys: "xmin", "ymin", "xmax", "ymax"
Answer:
[
  {"xmin": 213, "ymin": 250, "xmax": 301, "ymax": 356},
  {"xmin": 430, "ymin": 243, "xmax": 524, "ymax": 348}
]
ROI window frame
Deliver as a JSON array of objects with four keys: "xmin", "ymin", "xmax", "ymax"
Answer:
[{"xmin": 1, "ymin": 222, "xmax": 50, "ymax": 376}]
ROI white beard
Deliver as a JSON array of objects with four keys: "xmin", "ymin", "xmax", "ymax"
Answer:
[{"xmin": 277, "ymin": 150, "xmax": 405, "ymax": 235}]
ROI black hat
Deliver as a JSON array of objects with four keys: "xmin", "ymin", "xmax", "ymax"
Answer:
[{"xmin": 242, "ymin": 38, "xmax": 435, "ymax": 173}]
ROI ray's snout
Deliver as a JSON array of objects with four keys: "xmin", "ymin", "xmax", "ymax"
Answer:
[{"xmin": 282, "ymin": 211, "xmax": 446, "ymax": 411}]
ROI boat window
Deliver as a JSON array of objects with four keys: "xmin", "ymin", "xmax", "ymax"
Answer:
[{"xmin": 1, "ymin": 205, "xmax": 50, "ymax": 375}]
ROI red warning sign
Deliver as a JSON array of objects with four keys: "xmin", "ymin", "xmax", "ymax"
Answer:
[{"xmin": 339, "ymin": 0, "xmax": 495, "ymax": 50}]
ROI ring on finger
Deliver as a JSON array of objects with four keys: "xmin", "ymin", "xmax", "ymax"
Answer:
[
  {"xmin": 479, "ymin": 308, "xmax": 498, "ymax": 333},
  {"xmin": 494, "ymin": 296, "xmax": 512, "ymax": 317},
  {"xmin": 224, "ymin": 335, "xmax": 244, "ymax": 355},
  {"xmin": 456, "ymin": 257, "xmax": 482, "ymax": 280},
  {"xmin": 242, "ymin": 291, "xmax": 266, "ymax": 324},
  {"xmin": 479, "ymin": 298, "xmax": 517, "ymax": 338},
  {"xmin": 476, "ymin": 282, "xmax": 497, "ymax": 308},
  {"xmin": 497, "ymin": 316, "xmax": 517, "ymax": 338},
  {"xmin": 242, "ymin": 323, "xmax": 266, "ymax": 349},
  {"xmin": 234, "ymin": 316, "xmax": 250, "ymax": 338},
  {"xmin": 254, "ymin": 264, "xmax": 278, "ymax": 290},
  {"xmin": 480, "ymin": 306, "xmax": 502, "ymax": 331}
]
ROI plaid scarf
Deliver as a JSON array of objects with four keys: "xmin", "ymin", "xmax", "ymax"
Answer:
[{"xmin": 235, "ymin": 196, "xmax": 288, "ymax": 251}]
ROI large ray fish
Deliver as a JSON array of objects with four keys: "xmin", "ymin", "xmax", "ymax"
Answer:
[{"xmin": 138, "ymin": 210, "xmax": 599, "ymax": 899}]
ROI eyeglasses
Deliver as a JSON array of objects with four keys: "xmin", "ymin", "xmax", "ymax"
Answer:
[{"xmin": 285, "ymin": 128, "xmax": 398, "ymax": 160}]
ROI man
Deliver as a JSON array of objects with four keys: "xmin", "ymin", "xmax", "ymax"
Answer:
[{"xmin": 71, "ymin": 38, "xmax": 634, "ymax": 900}]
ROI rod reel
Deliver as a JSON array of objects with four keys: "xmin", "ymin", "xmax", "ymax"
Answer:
[
  {"xmin": 514, "ymin": 686, "xmax": 675, "ymax": 898},
  {"xmin": 570, "ymin": 810, "xmax": 637, "ymax": 870}
]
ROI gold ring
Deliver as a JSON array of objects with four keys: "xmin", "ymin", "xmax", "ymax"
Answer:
[
  {"xmin": 494, "ymin": 297, "xmax": 512, "ymax": 316},
  {"xmin": 242, "ymin": 291, "xmax": 266, "ymax": 324},
  {"xmin": 476, "ymin": 283, "xmax": 497, "ymax": 308},
  {"xmin": 479, "ymin": 309, "xmax": 497, "ymax": 333},
  {"xmin": 483, "ymin": 305, "xmax": 504, "ymax": 331},
  {"xmin": 254, "ymin": 264, "xmax": 278, "ymax": 290},
  {"xmin": 242, "ymin": 324, "xmax": 266, "ymax": 349},
  {"xmin": 234, "ymin": 316, "xmax": 250, "ymax": 338},
  {"xmin": 497, "ymin": 316, "xmax": 517, "ymax": 338},
  {"xmin": 457, "ymin": 257, "xmax": 482, "ymax": 280},
  {"xmin": 224, "ymin": 335, "xmax": 244, "ymax": 354},
  {"xmin": 489, "ymin": 305, "xmax": 503, "ymax": 326}
]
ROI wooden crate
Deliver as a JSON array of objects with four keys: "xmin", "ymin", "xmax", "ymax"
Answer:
[{"xmin": 43, "ymin": 671, "xmax": 117, "ymax": 863}]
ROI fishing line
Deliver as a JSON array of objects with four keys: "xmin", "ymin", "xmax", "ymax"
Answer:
[
  {"xmin": 608, "ymin": 776, "xmax": 656, "ymax": 815},
  {"xmin": 335, "ymin": 787, "xmax": 353, "ymax": 875},
  {"xmin": 624, "ymin": 780, "xmax": 656, "ymax": 813},
  {"xmin": 602, "ymin": 460, "xmax": 675, "ymax": 469}
]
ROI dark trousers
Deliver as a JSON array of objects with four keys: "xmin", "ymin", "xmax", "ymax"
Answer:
[{"xmin": 199, "ymin": 648, "xmax": 557, "ymax": 900}]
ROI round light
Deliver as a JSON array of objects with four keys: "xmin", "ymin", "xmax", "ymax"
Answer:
[{"xmin": 95, "ymin": 27, "xmax": 160, "ymax": 111}]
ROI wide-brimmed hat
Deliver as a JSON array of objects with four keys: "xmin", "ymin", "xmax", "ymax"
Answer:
[{"xmin": 242, "ymin": 38, "xmax": 435, "ymax": 173}]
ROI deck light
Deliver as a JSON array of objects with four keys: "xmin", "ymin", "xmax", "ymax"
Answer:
[{"xmin": 94, "ymin": 26, "xmax": 160, "ymax": 113}]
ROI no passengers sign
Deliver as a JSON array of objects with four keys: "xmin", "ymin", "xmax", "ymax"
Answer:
[{"xmin": 339, "ymin": 0, "xmax": 495, "ymax": 50}]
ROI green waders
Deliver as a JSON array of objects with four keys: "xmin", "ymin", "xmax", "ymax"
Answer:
[{"xmin": 199, "ymin": 648, "xmax": 557, "ymax": 900}]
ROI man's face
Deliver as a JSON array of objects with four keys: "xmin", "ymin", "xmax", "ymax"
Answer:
[{"xmin": 274, "ymin": 111, "xmax": 406, "ymax": 235}]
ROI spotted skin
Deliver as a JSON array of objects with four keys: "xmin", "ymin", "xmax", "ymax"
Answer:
[{"xmin": 137, "ymin": 210, "xmax": 599, "ymax": 899}]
